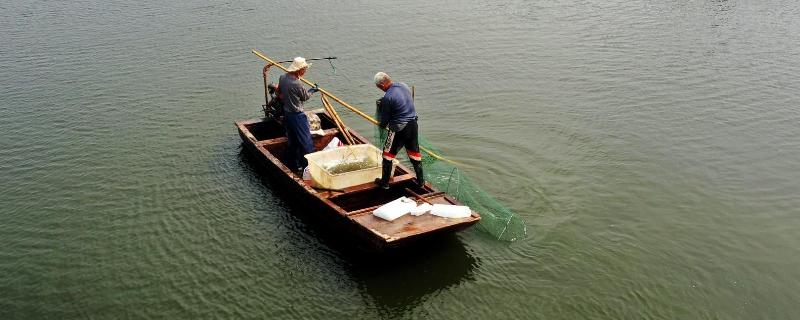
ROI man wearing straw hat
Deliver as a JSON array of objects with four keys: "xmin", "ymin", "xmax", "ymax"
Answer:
[
  {"xmin": 374, "ymin": 72, "xmax": 424, "ymax": 190},
  {"xmin": 278, "ymin": 57, "xmax": 319, "ymax": 172}
]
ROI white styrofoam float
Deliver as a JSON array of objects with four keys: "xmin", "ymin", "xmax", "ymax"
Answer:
[
  {"xmin": 373, "ymin": 197, "xmax": 417, "ymax": 221},
  {"xmin": 373, "ymin": 198, "xmax": 472, "ymax": 221},
  {"xmin": 410, "ymin": 203, "xmax": 432, "ymax": 216},
  {"xmin": 430, "ymin": 204, "xmax": 472, "ymax": 218}
]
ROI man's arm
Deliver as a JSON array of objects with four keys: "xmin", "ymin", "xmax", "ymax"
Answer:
[
  {"xmin": 377, "ymin": 96, "xmax": 391, "ymax": 129},
  {"xmin": 295, "ymin": 83, "xmax": 310, "ymax": 102}
]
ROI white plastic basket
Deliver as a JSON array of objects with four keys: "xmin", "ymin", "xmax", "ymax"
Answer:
[{"xmin": 304, "ymin": 144, "xmax": 397, "ymax": 190}]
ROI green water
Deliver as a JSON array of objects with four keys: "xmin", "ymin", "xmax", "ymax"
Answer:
[{"xmin": 2, "ymin": 0, "xmax": 800, "ymax": 319}]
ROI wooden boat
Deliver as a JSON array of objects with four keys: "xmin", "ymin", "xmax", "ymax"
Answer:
[{"xmin": 235, "ymin": 110, "xmax": 480, "ymax": 251}]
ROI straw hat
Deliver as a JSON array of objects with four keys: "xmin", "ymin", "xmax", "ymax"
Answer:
[{"xmin": 286, "ymin": 57, "xmax": 311, "ymax": 72}]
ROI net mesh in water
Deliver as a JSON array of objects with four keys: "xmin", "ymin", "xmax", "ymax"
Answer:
[{"xmin": 373, "ymin": 112, "xmax": 527, "ymax": 241}]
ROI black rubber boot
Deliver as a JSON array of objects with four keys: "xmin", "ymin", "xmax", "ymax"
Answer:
[
  {"xmin": 412, "ymin": 160, "xmax": 425, "ymax": 188},
  {"xmin": 375, "ymin": 159, "xmax": 393, "ymax": 190}
]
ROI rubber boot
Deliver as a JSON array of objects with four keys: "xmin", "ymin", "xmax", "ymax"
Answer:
[
  {"xmin": 412, "ymin": 160, "xmax": 425, "ymax": 188},
  {"xmin": 375, "ymin": 159, "xmax": 393, "ymax": 190}
]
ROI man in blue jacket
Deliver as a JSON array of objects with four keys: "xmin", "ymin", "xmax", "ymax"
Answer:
[{"xmin": 374, "ymin": 72, "xmax": 424, "ymax": 189}]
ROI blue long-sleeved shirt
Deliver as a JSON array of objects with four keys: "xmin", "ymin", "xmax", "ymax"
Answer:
[{"xmin": 378, "ymin": 82, "xmax": 417, "ymax": 130}]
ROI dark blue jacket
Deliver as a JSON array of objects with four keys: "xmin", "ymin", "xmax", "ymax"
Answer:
[{"xmin": 378, "ymin": 83, "xmax": 417, "ymax": 130}]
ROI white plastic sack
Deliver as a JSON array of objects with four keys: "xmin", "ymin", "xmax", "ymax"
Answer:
[
  {"xmin": 373, "ymin": 197, "xmax": 416, "ymax": 221},
  {"xmin": 323, "ymin": 137, "xmax": 342, "ymax": 151},
  {"xmin": 430, "ymin": 204, "xmax": 471, "ymax": 218},
  {"xmin": 410, "ymin": 203, "xmax": 432, "ymax": 216}
]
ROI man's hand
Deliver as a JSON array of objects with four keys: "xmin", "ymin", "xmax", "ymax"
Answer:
[{"xmin": 307, "ymin": 84, "xmax": 320, "ymax": 94}]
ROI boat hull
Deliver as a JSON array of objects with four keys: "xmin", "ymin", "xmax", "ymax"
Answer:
[{"xmin": 235, "ymin": 112, "xmax": 480, "ymax": 251}]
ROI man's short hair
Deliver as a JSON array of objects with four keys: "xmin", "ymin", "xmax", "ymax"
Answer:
[{"xmin": 374, "ymin": 72, "xmax": 391, "ymax": 86}]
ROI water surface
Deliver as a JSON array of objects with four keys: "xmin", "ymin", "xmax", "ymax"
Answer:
[{"xmin": 2, "ymin": 0, "xmax": 799, "ymax": 318}]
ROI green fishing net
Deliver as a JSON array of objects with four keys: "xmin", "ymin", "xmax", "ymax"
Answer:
[{"xmin": 373, "ymin": 109, "xmax": 527, "ymax": 241}]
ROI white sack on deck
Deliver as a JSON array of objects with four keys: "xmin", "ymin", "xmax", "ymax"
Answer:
[
  {"xmin": 323, "ymin": 137, "xmax": 342, "ymax": 151},
  {"xmin": 373, "ymin": 197, "xmax": 416, "ymax": 221},
  {"xmin": 430, "ymin": 204, "xmax": 471, "ymax": 218},
  {"xmin": 410, "ymin": 203, "xmax": 432, "ymax": 216}
]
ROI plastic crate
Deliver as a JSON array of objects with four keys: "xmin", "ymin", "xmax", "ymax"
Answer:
[{"xmin": 304, "ymin": 144, "xmax": 397, "ymax": 190}]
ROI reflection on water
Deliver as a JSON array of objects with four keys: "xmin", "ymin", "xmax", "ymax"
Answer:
[{"xmin": 346, "ymin": 237, "xmax": 477, "ymax": 317}]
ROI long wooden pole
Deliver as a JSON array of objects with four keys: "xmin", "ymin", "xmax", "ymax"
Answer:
[
  {"xmin": 321, "ymin": 94, "xmax": 354, "ymax": 145},
  {"xmin": 252, "ymin": 49, "xmax": 461, "ymax": 166}
]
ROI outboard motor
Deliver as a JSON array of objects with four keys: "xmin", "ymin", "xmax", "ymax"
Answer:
[{"xmin": 262, "ymin": 83, "xmax": 284, "ymax": 120}]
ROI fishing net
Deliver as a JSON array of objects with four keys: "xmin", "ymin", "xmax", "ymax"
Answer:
[{"xmin": 373, "ymin": 109, "xmax": 527, "ymax": 241}]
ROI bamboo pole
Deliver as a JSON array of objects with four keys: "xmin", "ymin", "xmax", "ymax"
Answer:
[
  {"xmin": 252, "ymin": 49, "xmax": 461, "ymax": 166},
  {"xmin": 320, "ymin": 95, "xmax": 340, "ymax": 139},
  {"xmin": 331, "ymin": 101, "xmax": 355, "ymax": 145},
  {"xmin": 321, "ymin": 94, "xmax": 354, "ymax": 145}
]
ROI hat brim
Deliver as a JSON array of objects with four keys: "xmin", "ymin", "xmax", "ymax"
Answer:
[{"xmin": 286, "ymin": 62, "xmax": 311, "ymax": 72}]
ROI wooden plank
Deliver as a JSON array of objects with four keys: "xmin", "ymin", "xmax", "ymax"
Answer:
[
  {"xmin": 261, "ymin": 128, "xmax": 339, "ymax": 145},
  {"xmin": 324, "ymin": 173, "xmax": 416, "ymax": 199},
  {"xmin": 344, "ymin": 191, "xmax": 446, "ymax": 217},
  {"xmin": 235, "ymin": 121, "xmax": 259, "ymax": 145}
]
